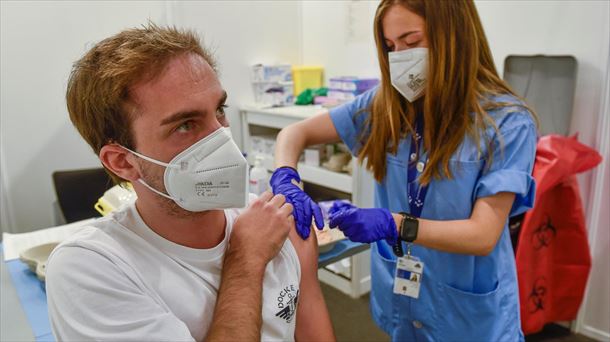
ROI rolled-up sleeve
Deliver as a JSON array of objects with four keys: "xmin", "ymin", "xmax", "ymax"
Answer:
[
  {"xmin": 329, "ymin": 87, "xmax": 377, "ymax": 155},
  {"xmin": 474, "ymin": 114, "xmax": 537, "ymax": 217}
]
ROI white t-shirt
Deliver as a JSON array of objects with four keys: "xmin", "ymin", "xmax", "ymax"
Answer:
[{"xmin": 46, "ymin": 199, "xmax": 301, "ymax": 341}]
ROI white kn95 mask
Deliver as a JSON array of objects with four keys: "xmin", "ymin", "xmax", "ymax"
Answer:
[
  {"xmin": 389, "ymin": 47, "xmax": 428, "ymax": 102},
  {"xmin": 123, "ymin": 127, "xmax": 249, "ymax": 212}
]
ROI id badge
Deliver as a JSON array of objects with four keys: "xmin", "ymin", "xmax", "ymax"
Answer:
[{"xmin": 393, "ymin": 256, "xmax": 424, "ymax": 299}]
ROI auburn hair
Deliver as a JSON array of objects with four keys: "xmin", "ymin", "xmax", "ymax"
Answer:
[
  {"xmin": 361, "ymin": 0, "xmax": 535, "ymax": 184},
  {"xmin": 66, "ymin": 23, "xmax": 216, "ymax": 184}
]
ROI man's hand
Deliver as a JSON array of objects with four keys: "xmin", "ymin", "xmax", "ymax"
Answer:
[
  {"xmin": 328, "ymin": 201, "xmax": 398, "ymax": 245},
  {"xmin": 230, "ymin": 191, "xmax": 294, "ymax": 269},
  {"xmin": 207, "ymin": 192, "xmax": 294, "ymax": 341},
  {"xmin": 270, "ymin": 167, "xmax": 324, "ymax": 240}
]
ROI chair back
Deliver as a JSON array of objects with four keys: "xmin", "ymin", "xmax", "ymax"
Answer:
[{"xmin": 52, "ymin": 168, "xmax": 114, "ymax": 223}]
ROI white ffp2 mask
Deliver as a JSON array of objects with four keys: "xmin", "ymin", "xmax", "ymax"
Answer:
[
  {"xmin": 389, "ymin": 47, "xmax": 428, "ymax": 102},
  {"xmin": 123, "ymin": 127, "xmax": 249, "ymax": 211}
]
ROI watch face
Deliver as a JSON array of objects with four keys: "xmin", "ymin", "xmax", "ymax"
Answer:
[{"xmin": 400, "ymin": 213, "xmax": 418, "ymax": 242}]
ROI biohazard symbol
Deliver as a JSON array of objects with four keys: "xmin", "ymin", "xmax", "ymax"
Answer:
[
  {"xmin": 528, "ymin": 277, "xmax": 547, "ymax": 313},
  {"xmin": 532, "ymin": 215, "xmax": 556, "ymax": 250}
]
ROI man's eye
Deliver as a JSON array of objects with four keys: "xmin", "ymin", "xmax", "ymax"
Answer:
[
  {"xmin": 217, "ymin": 104, "xmax": 228, "ymax": 118},
  {"xmin": 176, "ymin": 120, "xmax": 195, "ymax": 133}
]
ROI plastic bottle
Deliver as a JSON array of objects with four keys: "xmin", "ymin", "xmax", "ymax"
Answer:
[{"xmin": 249, "ymin": 155, "xmax": 269, "ymax": 196}]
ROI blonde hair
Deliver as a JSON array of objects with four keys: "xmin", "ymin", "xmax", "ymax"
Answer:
[
  {"xmin": 66, "ymin": 23, "xmax": 216, "ymax": 184},
  {"xmin": 361, "ymin": 0, "xmax": 535, "ymax": 184}
]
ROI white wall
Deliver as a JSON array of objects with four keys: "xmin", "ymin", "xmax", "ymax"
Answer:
[
  {"xmin": 576, "ymin": 52, "xmax": 610, "ymax": 341},
  {"xmin": 301, "ymin": 0, "xmax": 380, "ymax": 82},
  {"xmin": 476, "ymin": 0, "xmax": 610, "ymax": 212},
  {"xmin": 0, "ymin": 1, "xmax": 168, "ymax": 233},
  {"xmin": 1, "ymin": 144, "xmax": 14, "ymax": 234},
  {"xmin": 170, "ymin": 1, "xmax": 302, "ymax": 148},
  {"xmin": 580, "ymin": 129, "xmax": 610, "ymax": 339},
  {"xmin": 0, "ymin": 1, "xmax": 301, "ymax": 233}
]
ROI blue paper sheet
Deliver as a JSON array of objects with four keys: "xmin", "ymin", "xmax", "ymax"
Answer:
[
  {"xmin": 2, "ymin": 239, "xmax": 364, "ymax": 342},
  {"xmin": 2, "ymin": 244, "xmax": 54, "ymax": 342}
]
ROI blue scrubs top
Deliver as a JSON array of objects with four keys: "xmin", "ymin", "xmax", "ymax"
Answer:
[{"xmin": 329, "ymin": 87, "xmax": 537, "ymax": 342}]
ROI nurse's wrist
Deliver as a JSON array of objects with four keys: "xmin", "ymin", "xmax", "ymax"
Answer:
[
  {"xmin": 392, "ymin": 212, "xmax": 421, "ymax": 243},
  {"xmin": 397, "ymin": 212, "xmax": 419, "ymax": 243},
  {"xmin": 392, "ymin": 213, "xmax": 403, "ymax": 235},
  {"xmin": 275, "ymin": 165, "xmax": 298, "ymax": 174}
]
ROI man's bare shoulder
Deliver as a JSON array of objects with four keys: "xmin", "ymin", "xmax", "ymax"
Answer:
[{"xmin": 287, "ymin": 227, "xmax": 318, "ymax": 275}]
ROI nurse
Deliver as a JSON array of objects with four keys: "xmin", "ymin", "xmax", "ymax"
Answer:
[{"xmin": 270, "ymin": 0, "xmax": 537, "ymax": 341}]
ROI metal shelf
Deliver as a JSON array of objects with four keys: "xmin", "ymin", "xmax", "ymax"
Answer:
[{"xmin": 248, "ymin": 153, "xmax": 352, "ymax": 193}]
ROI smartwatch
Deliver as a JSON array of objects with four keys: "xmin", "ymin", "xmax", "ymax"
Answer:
[{"xmin": 398, "ymin": 212, "xmax": 419, "ymax": 243}]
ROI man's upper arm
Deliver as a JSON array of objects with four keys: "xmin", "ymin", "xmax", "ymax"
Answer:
[
  {"xmin": 288, "ymin": 228, "xmax": 335, "ymax": 341},
  {"xmin": 287, "ymin": 227, "xmax": 318, "ymax": 277},
  {"xmin": 46, "ymin": 245, "xmax": 193, "ymax": 341}
]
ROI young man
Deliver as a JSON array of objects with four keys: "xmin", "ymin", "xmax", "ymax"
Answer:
[{"xmin": 46, "ymin": 24, "xmax": 335, "ymax": 341}]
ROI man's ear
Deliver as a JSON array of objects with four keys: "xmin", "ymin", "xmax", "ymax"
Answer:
[{"xmin": 99, "ymin": 144, "xmax": 140, "ymax": 182}]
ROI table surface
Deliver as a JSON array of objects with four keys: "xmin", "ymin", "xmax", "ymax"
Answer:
[
  {"xmin": 318, "ymin": 239, "xmax": 368, "ymax": 268},
  {"xmin": 1, "ymin": 240, "xmax": 367, "ymax": 341}
]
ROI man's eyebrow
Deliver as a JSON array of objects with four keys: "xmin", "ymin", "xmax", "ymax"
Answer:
[
  {"xmin": 160, "ymin": 91, "xmax": 227, "ymax": 126},
  {"xmin": 160, "ymin": 110, "xmax": 203, "ymax": 126}
]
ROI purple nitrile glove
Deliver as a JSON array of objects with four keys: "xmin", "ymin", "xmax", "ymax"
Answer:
[
  {"xmin": 270, "ymin": 167, "xmax": 324, "ymax": 240},
  {"xmin": 328, "ymin": 201, "xmax": 398, "ymax": 245}
]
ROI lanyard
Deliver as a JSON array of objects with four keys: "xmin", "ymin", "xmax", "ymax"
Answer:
[{"xmin": 407, "ymin": 118, "xmax": 429, "ymax": 218}]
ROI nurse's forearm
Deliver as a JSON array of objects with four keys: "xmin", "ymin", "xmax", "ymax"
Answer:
[
  {"xmin": 274, "ymin": 112, "xmax": 340, "ymax": 169},
  {"xmin": 389, "ymin": 216, "xmax": 499, "ymax": 256},
  {"xmin": 392, "ymin": 192, "xmax": 514, "ymax": 256},
  {"xmin": 275, "ymin": 124, "xmax": 307, "ymax": 168},
  {"xmin": 416, "ymin": 218, "xmax": 499, "ymax": 256}
]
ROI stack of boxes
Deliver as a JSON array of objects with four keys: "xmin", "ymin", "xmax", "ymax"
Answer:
[
  {"xmin": 250, "ymin": 65, "xmax": 378, "ymax": 107},
  {"xmin": 251, "ymin": 64, "xmax": 327, "ymax": 107},
  {"xmin": 250, "ymin": 64, "xmax": 294, "ymax": 107},
  {"xmin": 328, "ymin": 77, "xmax": 379, "ymax": 102},
  {"xmin": 250, "ymin": 135, "xmax": 277, "ymax": 157}
]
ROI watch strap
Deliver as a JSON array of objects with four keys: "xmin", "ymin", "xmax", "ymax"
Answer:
[{"xmin": 392, "ymin": 241, "xmax": 404, "ymax": 257}]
